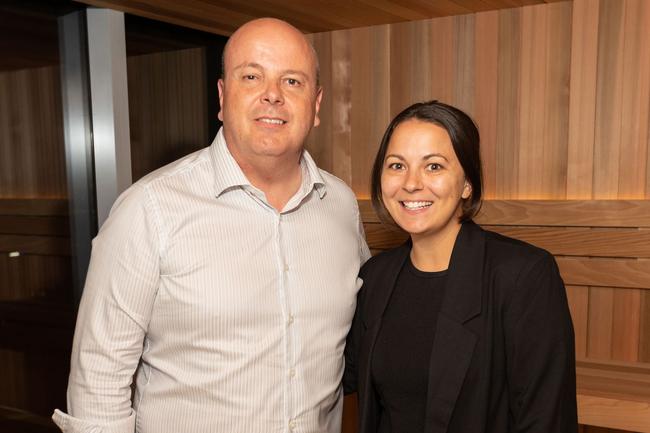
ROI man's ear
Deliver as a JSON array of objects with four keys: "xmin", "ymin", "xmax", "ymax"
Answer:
[
  {"xmin": 217, "ymin": 79, "xmax": 225, "ymax": 121},
  {"xmin": 313, "ymin": 87, "xmax": 323, "ymax": 127}
]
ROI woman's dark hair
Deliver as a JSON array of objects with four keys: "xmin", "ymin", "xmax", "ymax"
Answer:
[{"xmin": 371, "ymin": 100, "xmax": 483, "ymax": 226}]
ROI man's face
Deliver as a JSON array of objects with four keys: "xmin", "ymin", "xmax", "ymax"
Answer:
[{"xmin": 218, "ymin": 21, "xmax": 322, "ymax": 165}]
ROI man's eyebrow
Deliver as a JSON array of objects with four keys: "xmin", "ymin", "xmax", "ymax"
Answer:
[
  {"xmin": 232, "ymin": 63, "xmax": 312, "ymax": 81},
  {"xmin": 232, "ymin": 62, "xmax": 264, "ymax": 71}
]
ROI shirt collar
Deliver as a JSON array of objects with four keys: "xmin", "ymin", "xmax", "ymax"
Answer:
[{"xmin": 209, "ymin": 127, "xmax": 326, "ymax": 200}]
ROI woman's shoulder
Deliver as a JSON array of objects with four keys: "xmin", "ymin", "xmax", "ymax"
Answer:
[{"xmin": 480, "ymin": 225, "xmax": 556, "ymax": 279}]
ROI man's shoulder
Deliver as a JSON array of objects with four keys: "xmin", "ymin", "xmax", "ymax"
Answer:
[
  {"xmin": 317, "ymin": 168, "xmax": 356, "ymax": 201},
  {"xmin": 136, "ymin": 146, "xmax": 212, "ymax": 189}
]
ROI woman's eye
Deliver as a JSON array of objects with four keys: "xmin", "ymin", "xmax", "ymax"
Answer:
[
  {"xmin": 387, "ymin": 162, "xmax": 404, "ymax": 170},
  {"xmin": 426, "ymin": 163, "xmax": 442, "ymax": 171}
]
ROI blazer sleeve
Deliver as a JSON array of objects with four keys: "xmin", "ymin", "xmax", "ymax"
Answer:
[
  {"xmin": 504, "ymin": 253, "xmax": 578, "ymax": 433},
  {"xmin": 343, "ymin": 266, "xmax": 368, "ymax": 395}
]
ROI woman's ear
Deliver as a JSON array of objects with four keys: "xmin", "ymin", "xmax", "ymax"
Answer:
[{"xmin": 462, "ymin": 181, "xmax": 472, "ymax": 199}]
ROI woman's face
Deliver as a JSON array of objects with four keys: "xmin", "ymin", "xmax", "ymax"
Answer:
[{"xmin": 380, "ymin": 119, "xmax": 471, "ymax": 241}]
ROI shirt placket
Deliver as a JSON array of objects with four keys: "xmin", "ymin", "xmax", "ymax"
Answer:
[{"xmin": 274, "ymin": 211, "xmax": 297, "ymax": 432}]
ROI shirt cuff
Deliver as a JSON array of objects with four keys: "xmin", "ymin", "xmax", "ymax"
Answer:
[{"xmin": 52, "ymin": 409, "xmax": 135, "ymax": 433}]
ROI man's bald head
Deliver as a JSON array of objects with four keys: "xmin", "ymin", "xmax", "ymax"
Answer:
[{"xmin": 221, "ymin": 18, "xmax": 320, "ymax": 86}]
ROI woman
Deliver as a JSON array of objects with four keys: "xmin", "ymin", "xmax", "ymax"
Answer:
[{"xmin": 344, "ymin": 100, "xmax": 577, "ymax": 433}]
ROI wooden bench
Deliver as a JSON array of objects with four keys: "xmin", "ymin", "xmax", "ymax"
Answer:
[
  {"xmin": 359, "ymin": 198, "xmax": 650, "ymax": 433},
  {"xmin": 577, "ymin": 359, "xmax": 650, "ymax": 432}
]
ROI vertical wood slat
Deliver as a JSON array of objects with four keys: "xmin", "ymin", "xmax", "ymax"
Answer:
[
  {"xmin": 495, "ymin": 7, "xmax": 521, "ymax": 199},
  {"xmin": 0, "ymin": 66, "xmax": 67, "ymax": 198},
  {"xmin": 567, "ymin": 285, "xmax": 589, "ymax": 358},
  {"xmin": 331, "ymin": 29, "xmax": 353, "ymax": 186},
  {"xmin": 350, "ymin": 25, "xmax": 390, "ymax": 196},
  {"xmin": 618, "ymin": 0, "xmax": 650, "ymax": 198},
  {"xmin": 127, "ymin": 47, "xmax": 209, "ymax": 182},
  {"xmin": 306, "ymin": 32, "xmax": 333, "ymax": 174},
  {"xmin": 611, "ymin": 289, "xmax": 641, "ymax": 361},
  {"xmin": 567, "ymin": 0, "xmax": 599, "ymax": 199},
  {"xmin": 306, "ymin": 4, "xmax": 650, "ymax": 433},
  {"xmin": 593, "ymin": 0, "xmax": 624, "ymax": 199},
  {"xmin": 473, "ymin": 10, "xmax": 499, "ymax": 199}
]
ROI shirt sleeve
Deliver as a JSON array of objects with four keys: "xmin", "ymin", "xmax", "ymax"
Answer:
[
  {"xmin": 53, "ymin": 184, "xmax": 163, "ymax": 432},
  {"xmin": 505, "ymin": 253, "xmax": 578, "ymax": 433},
  {"xmin": 356, "ymin": 207, "xmax": 371, "ymax": 264}
]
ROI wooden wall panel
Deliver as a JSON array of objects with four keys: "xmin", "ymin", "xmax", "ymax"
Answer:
[
  {"xmin": 618, "ymin": 0, "xmax": 650, "ymax": 198},
  {"xmin": 127, "ymin": 47, "xmax": 209, "ymax": 181},
  {"xmin": 495, "ymin": 7, "xmax": 521, "ymax": 198},
  {"xmin": 474, "ymin": 11, "xmax": 499, "ymax": 198},
  {"xmin": 567, "ymin": 285, "xmax": 589, "ymax": 358},
  {"xmin": 0, "ymin": 66, "xmax": 67, "ymax": 198},
  {"xmin": 307, "ymin": 2, "xmax": 650, "ymax": 432},
  {"xmin": 350, "ymin": 26, "xmax": 390, "ymax": 194},
  {"xmin": 567, "ymin": 0, "xmax": 598, "ymax": 199}
]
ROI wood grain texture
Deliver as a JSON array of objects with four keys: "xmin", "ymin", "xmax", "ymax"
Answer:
[
  {"xmin": 0, "ymin": 199, "xmax": 67, "ymax": 217},
  {"xmin": 557, "ymin": 258, "xmax": 650, "ymax": 290},
  {"xmin": 577, "ymin": 395, "xmax": 650, "ymax": 433},
  {"xmin": 495, "ymin": 7, "xmax": 521, "ymax": 199},
  {"xmin": 0, "ymin": 216, "xmax": 69, "ymax": 236},
  {"xmin": 567, "ymin": 0, "xmax": 598, "ymax": 199},
  {"xmin": 617, "ymin": 0, "xmax": 650, "ymax": 199},
  {"xmin": 350, "ymin": 25, "xmax": 390, "ymax": 194},
  {"xmin": 360, "ymin": 199, "xmax": 650, "ymax": 227},
  {"xmin": 74, "ymin": 0, "xmax": 564, "ymax": 36},
  {"xmin": 474, "ymin": 10, "xmax": 499, "ymax": 199},
  {"xmin": 593, "ymin": 0, "xmax": 624, "ymax": 199},
  {"xmin": 587, "ymin": 287, "xmax": 614, "ymax": 359},
  {"xmin": 482, "ymin": 226, "xmax": 650, "ymax": 258},
  {"xmin": 475, "ymin": 200, "xmax": 650, "ymax": 227},
  {"xmin": 567, "ymin": 285, "xmax": 589, "ymax": 358},
  {"xmin": 0, "ymin": 66, "xmax": 67, "ymax": 198},
  {"xmin": 0, "ymin": 235, "xmax": 70, "ymax": 256},
  {"xmin": 641, "ymin": 290, "xmax": 650, "ymax": 362},
  {"xmin": 127, "ymin": 47, "xmax": 209, "ymax": 181},
  {"xmin": 611, "ymin": 289, "xmax": 641, "ymax": 361}
]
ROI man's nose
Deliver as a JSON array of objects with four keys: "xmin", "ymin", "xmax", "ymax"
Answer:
[{"xmin": 261, "ymin": 80, "xmax": 284, "ymax": 105}]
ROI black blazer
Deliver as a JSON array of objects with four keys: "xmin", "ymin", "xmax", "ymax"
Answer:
[{"xmin": 344, "ymin": 221, "xmax": 578, "ymax": 433}]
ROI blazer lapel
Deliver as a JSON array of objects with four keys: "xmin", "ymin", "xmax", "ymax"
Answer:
[{"xmin": 424, "ymin": 222, "xmax": 486, "ymax": 433}]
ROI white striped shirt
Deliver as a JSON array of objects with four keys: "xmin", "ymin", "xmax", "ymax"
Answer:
[{"xmin": 53, "ymin": 128, "xmax": 370, "ymax": 433}]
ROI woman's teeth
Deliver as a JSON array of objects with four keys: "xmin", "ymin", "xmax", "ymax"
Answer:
[{"xmin": 401, "ymin": 201, "xmax": 432, "ymax": 210}]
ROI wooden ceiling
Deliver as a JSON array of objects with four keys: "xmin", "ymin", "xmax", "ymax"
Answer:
[{"xmin": 74, "ymin": 0, "xmax": 569, "ymax": 36}]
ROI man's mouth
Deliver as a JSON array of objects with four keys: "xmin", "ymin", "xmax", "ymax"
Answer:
[
  {"xmin": 401, "ymin": 201, "xmax": 432, "ymax": 210},
  {"xmin": 257, "ymin": 117, "xmax": 287, "ymax": 125}
]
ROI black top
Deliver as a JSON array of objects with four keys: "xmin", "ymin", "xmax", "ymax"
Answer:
[{"xmin": 371, "ymin": 256, "xmax": 447, "ymax": 433}]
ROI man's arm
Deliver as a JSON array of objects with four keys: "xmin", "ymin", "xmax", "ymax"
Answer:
[{"xmin": 53, "ymin": 184, "xmax": 163, "ymax": 433}]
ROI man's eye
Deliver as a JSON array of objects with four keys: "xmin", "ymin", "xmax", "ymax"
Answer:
[
  {"xmin": 286, "ymin": 78, "xmax": 301, "ymax": 86},
  {"xmin": 244, "ymin": 74, "xmax": 257, "ymax": 80}
]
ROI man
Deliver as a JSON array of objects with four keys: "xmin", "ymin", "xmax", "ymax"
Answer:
[{"xmin": 53, "ymin": 17, "xmax": 369, "ymax": 433}]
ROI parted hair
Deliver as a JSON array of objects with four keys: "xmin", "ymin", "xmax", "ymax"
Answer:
[{"xmin": 371, "ymin": 100, "xmax": 483, "ymax": 226}]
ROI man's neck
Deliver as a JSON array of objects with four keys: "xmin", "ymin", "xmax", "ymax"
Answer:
[{"xmin": 237, "ymin": 153, "xmax": 303, "ymax": 212}]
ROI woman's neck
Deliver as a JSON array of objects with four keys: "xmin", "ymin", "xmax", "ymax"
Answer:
[{"xmin": 409, "ymin": 222, "xmax": 463, "ymax": 272}]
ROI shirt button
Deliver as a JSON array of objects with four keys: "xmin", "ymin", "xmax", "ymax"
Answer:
[
  {"xmin": 287, "ymin": 315, "xmax": 294, "ymax": 325},
  {"xmin": 289, "ymin": 368, "xmax": 296, "ymax": 378},
  {"xmin": 289, "ymin": 420, "xmax": 296, "ymax": 430},
  {"xmin": 284, "ymin": 264, "xmax": 289, "ymax": 272}
]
